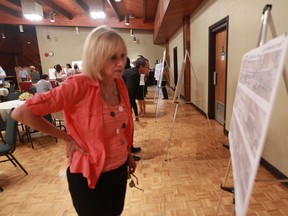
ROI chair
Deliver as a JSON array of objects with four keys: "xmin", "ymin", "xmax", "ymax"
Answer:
[
  {"xmin": 7, "ymin": 91, "xmax": 21, "ymax": 101},
  {"xmin": 49, "ymin": 80, "xmax": 57, "ymax": 88},
  {"xmin": 8, "ymin": 83, "xmax": 16, "ymax": 93},
  {"xmin": 23, "ymin": 113, "xmax": 57, "ymax": 149},
  {"xmin": 0, "ymin": 108, "xmax": 28, "ymax": 175},
  {"xmin": 30, "ymin": 85, "xmax": 37, "ymax": 94},
  {"xmin": 52, "ymin": 111, "xmax": 66, "ymax": 132},
  {"xmin": 0, "ymin": 116, "xmax": 6, "ymax": 143},
  {"xmin": 18, "ymin": 81, "xmax": 32, "ymax": 93}
]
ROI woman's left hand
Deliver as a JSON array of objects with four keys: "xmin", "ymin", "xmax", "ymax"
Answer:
[{"xmin": 128, "ymin": 153, "xmax": 137, "ymax": 174}]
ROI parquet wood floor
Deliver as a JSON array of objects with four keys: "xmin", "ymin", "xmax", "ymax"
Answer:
[{"xmin": 0, "ymin": 86, "xmax": 288, "ymax": 216}]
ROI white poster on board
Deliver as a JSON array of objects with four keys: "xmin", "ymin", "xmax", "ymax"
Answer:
[
  {"xmin": 48, "ymin": 68, "xmax": 56, "ymax": 79},
  {"xmin": 154, "ymin": 63, "xmax": 161, "ymax": 81},
  {"xmin": 229, "ymin": 34, "xmax": 288, "ymax": 216},
  {"xmin": 157, "ymin": 50, "xmax": 166, "ymax": 88}
]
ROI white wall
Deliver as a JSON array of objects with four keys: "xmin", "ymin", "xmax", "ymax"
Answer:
[
  {"xmin": 168, "ymin": 0, "xmax": 288, "ymax": 175},
  {"xmin": 36, "ymin": 26, "xmax": 164, "ymax": 74}
]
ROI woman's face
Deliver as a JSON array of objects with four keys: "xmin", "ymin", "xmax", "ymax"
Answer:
[{"xmin": 101, "ymin": 51, "xmax": 126, "ymax": 80}]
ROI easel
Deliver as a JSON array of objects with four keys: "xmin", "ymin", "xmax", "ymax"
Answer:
[
  {"xmin": 154, "ymin": 49, "xmax": 166, "ymax": 120},
  {"xmin": 165, "ymin": 50, "xmax": 218, "ymax": 161},
  {"xmin": 216, "ymin": 4, "xmax": 288, "ymax": 215}
]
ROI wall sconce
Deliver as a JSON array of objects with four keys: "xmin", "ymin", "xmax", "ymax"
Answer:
[
  {"xmin": 1, "ymin": 32, "xmax": 5, "ymax": 39},
  {"xmin": 75, "ymin": 26, "xmax": 80, "ymax": 34},
  {"xmin": 125, "ymin": 16, "xmax": 129, "ymax": 25},
  {"xmin": 130, "ymin": 29, "xmax": 133, "ymax": 36},
  {"xmin": 133, "ymin": 36, "xmax": 136, "ymax": 43},
  {"xmin": 90, "ymin": 0, "xmax": 106, "ymax": 19},
  {"xmin": 19, "ymin": 24, "xmax": 24, "ymax": 32},
  {"xmin": 21, "ymin": 0, "xmax": 43, "ymax": 21},
  {"xmin": 49, "ymin": 10, "xmax": 55, "ymax": 22}
]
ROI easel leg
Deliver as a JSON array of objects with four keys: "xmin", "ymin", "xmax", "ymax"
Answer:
[
  {"xmin": 216, "ymin": 159, "xmax": 232, "ymax": 215},
  {"xmin": 165, "ymin": 102, "xmax": 179, "ymax": 161}
]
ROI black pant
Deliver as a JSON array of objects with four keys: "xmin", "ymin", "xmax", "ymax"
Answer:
[
  {"xmin": 67, "ymin": 162, "xmax": 128, "ymax": 216},
  {"xmin": 161, "ymin": 81, "xmax": 168, "ymax": 99},
  {"xmin": 130, "ymin": 96, "xmax": 138, "ymax": 117}
]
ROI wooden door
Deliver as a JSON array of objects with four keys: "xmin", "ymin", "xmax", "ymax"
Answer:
[
  {"xmin": 214, "ymin": 30, "xmax": 227, "ymax": 125},
  {"xmin": 173, "ymin": 47, "xmax": 178, "ymax": 86}
]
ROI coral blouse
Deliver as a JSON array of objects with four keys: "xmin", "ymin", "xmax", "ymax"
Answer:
[{"xmin": 25, "ymin": 74, "xmax": 133, "ymax": 188}]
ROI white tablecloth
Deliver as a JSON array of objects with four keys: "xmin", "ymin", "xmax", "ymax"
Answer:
[
  {"xmin": 0, "ymin": 99, "xmax": 64, "ymax": 122},
  {"xmin": 0, "ymin": 100, "xmax": 25, "ymax": 121}
]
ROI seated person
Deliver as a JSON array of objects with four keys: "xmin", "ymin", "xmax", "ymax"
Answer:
[
  {"xmin": 0, "ymin": 83, "xmax": 9, "ymax": 97},
  {"xmin": 36, "ymin": 74, "xmax": 52, "ymax": 93},
  {"xmin": 30, "ymin": 65, "xmax": 40, "ymax": 83},
  {"xmin": 0, "ymin": 65, "xmax": 7, "ymax": 83},
  {"xmin": 73, "ymin": 63, "xmax": 82, "ymax": 75}
]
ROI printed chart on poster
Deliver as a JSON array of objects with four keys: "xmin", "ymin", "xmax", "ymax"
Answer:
[{"xmin": 229, "ymin": 34, "xmax": 288, "ymax": 216}]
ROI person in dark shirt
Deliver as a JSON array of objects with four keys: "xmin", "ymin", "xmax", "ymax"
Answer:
[
  {"xmin": 30, "ymin": 65, "xmax": 40, "ymax": 83},
  {"xmin": 122, "ymin": 56, "xmax": 150, "ymax": 160}
]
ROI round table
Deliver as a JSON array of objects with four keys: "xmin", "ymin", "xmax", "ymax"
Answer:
[{"xmin": 0, "ymin": 99, "xmax": 25, "ymax": 121}]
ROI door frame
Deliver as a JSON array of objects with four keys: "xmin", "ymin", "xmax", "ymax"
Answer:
[
  {"xmin": 208, "ymin": 16, "xmax": 229, "ymax": 134},
  {"xmin": 173, "ymin": 47, "xmax": 178, "ymax": 87}
]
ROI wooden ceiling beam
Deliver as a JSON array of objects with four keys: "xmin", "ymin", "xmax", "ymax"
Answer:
[
  {"xmin": 0, "ymin": 17, "xmax": 154, "ymax": 30},
  {"xmin": 74, "ymin": 0, "xmax": 89, "ymax": 14},
  {"xmin": 42, "ymin": 0, "xmax": 72, "ymax": 20},
  {"xmin": 143, "ymin": 0, "xmax": 147, "ymax": 23},
  {"xmin": 107, "ymin": 0, "xmax": 124, "ymax": 22},
  {"xmin": 0, "ymin": 4, "xmax": 21, "ymax": 18},
  {"xmin": 6, "ymin": 0, "xmax": 21, "ymax": 7}
]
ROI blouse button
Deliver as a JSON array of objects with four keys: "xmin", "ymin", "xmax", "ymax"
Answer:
[
  {"xmin": 121, "ymin": 139, "xmax": 126, "ymax": 145},
  {"xmin": 119, "ymin": 106, "xmax": 123, "ymax": 112},
  {"xmin": 116, "ymin": 128, "xmax": 120, "ymax": 134},
  {"xmin": 110, "ymin": 111, "xmax": 115, "ymax": 117},
  {"xmin": 122, "ymin": 123, "xmax": 126, "ymax": 128}
]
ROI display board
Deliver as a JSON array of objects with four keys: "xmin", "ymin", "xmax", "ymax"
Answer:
[
  {"xmin": 154, "ymin": 63, "xmax": 162, "ymax": 81},
  {"xmin": 229, "ymin": 34, "xmax": 288, "ymax": 216},
  {"xmin": 48, "ymin": 68, "xmax": 56, "ymax": 79}
]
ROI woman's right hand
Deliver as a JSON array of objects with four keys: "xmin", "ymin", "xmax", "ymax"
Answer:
[{"xmin": 64, "ymin": 135, "xmax": 88, "ymax": 163}]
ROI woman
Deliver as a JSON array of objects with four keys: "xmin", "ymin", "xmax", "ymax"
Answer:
[
  {"xmin": 12, "ymin": 26, "xmax": 136, "ymax": 216},
  {"xmin": 73, "ymin": 63, "xmax": 82, "ymax": 75},
  {"xmin": 54, "ymin": 64, "xmax": 66, "ymax": 81},
  {"xmin": 65, "ymin": 63, "xmax": 73, "ymax": 77}
]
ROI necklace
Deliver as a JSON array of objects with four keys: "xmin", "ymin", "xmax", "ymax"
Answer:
[
  {"xmin": 103, "ymin": 89, "xmax": 118, "ymax": 100},
  {"xmin": 101, "ymin": 82, "xmax": 118, "ymax": 100}
]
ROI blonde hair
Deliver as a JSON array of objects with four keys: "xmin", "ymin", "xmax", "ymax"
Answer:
[{"xmin": 82, "ymin": 26, "xmax": 127, "ymax": 80}]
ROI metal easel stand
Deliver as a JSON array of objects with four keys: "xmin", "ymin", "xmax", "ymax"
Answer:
[
  {"xmin": 165, "ymin": 50, "xmax": 219, "ymax": 161},
  {"xmin": 215, "ymin": 154, "xmax": 235, "ymax": 215},
  {"xmin": 256, "ymin": 3, "xmax": 288, "ymax": 185}
]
